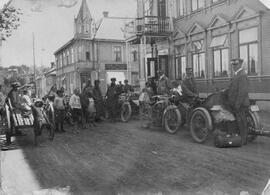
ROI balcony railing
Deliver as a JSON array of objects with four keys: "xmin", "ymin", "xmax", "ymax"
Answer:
[{"xmin": 135, "ymin": 16, "xmax": 172, "ymax": 36}]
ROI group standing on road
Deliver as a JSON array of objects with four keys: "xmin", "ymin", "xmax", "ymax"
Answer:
[{"xmin": 0, "ymin": 58, "xmax": 252, "ymax": 147}]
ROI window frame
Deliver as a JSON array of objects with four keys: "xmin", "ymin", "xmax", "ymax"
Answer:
[
  {"xmin": 113, "ymin": 46, "xmax": 122, "ymax": 62},
  {"xmin": 175, "ymin": 55, "xmax": 187, "ymax": 80},
  {"xmin": 192, "ymin": 52, "xmax": 206, "ymax": 79},
  {"xmin": 191, "ymin": 0, "xmax": 204, "ymax": 12},
  {"xmin": 213, "ymin": 47, "xmax": 229, "ymax": 78},
  {"xmin": 239, "ymin": 27, "xmax": 259, "ymax": 76}
]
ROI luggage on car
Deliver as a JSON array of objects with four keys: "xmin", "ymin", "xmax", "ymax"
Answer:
[{"xmin": 214, "ymin": 133, "xmax": 242, "ymax": 148}]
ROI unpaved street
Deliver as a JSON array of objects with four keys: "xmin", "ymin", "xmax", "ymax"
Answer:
[{"xmin": 1, "ymin": 112, "xmax": 270, "ymax": 195}]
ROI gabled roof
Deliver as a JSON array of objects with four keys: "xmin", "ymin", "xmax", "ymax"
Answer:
[
  {"xmin": 76, "ymin": 0, "xmax": 92, "ymax": 21},
  {"xmin": 208, "ymin": 15, "xmax": 228, "ymax": 29},
  {"xmin": 94, "ymin": 17, "xmax": 133, "ymax": 41},
  {"xmin": 188, "ymin": 22, "xmax": 205, "ymax": 35},
  {"xmin": 233, "ymin": 6, "xmax": 257, "ymax": 21}
]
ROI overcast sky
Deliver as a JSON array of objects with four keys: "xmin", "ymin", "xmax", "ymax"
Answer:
[{"xmin": 1, "ymin": 0, "xmax": 137, "ymax": 68}]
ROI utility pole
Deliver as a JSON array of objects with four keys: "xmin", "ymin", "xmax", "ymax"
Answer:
[{"xmin": 32, "ymin": 32, "xmax": 36, "ymax": 97}]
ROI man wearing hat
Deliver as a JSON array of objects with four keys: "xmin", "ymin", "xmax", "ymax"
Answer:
[
  {"xmin": 182, "ymin": 67, "xmax": 198, "ymax": 100},
  {"xmin": 123, "ymin": 79, "xmax": 134, "ymax": 93},
  {"xmin": 157, "ymin": 70, "xmax": 171, "ymax": 95},
  {"xmin": 227, "ymin": 58, "xmax": 249, "ymax": 145},
  {"xmin": 7, "ymin": 82, "xmax": 21, "ymax": 109},
  {"xmin": 106, "ymin": 78, "xmax": 119, "ymax": 122}
]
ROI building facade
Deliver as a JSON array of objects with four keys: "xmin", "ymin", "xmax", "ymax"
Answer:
[
  {"xmin": 131, "ymin": 0, "xmax": 270, "ymax": 100},
  {"xmin": 54, "ymin": 0, "xmax": 137, "ymax": 95}
]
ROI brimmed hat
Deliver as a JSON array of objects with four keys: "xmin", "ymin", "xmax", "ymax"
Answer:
[
  {"xmin": 11, "ymin": 82, "xmax": 21, "ymax": 88},
  {"xmin": 231, "ymin": 58, "xmax": 243, "ymax": 65},
  {"xmin": 111, "ymin": 78, "xmax": 116, "ymax": 81},
  {"xmin": 124, "ymin": 79, "xmax": 128, "ymax": 83}
]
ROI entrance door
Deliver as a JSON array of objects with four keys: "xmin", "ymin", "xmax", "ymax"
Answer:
[
  {"xmin": 80, "ymin": 72, "xmax": 91, "ymax": 91},
  {"xmin": 159, "ymin": 55, "xmax": 169, "ymax": 76},
  {"xmin": 147, "ymin": 58, "xmax": 158, "ymax": 79}
]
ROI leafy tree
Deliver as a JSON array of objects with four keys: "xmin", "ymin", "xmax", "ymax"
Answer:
[{"xmin": 0, "ymin": 1, "xmax": 22, "ymax": 41}]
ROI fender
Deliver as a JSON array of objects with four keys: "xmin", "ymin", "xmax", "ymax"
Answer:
[{"xmin": 162, "ymin": 104, "xmax": 179, "ymax": 126}]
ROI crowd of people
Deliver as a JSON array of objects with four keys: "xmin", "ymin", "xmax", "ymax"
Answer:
[{"xmin": 0, "ymin": 58, "xmax": 250, "ymax": 146}]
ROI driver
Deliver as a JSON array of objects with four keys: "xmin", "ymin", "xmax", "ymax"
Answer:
[
  {"xmin": 181, "ymin": 68, "xmax": 198, "ymax": 104},
  {"xmin": 227, "ymin": 58, "xmax": 249, "ymax": 145}
]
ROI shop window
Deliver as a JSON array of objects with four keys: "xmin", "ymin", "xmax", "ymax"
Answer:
[
  {"xmin": 213, "ymin": 48, "xmax": 229, "ymax": 77},
  {"xmin": 239, "ymin": 27, "xmax": 258, "ymax": 75},
  {"xmin": 193, "ymin": 53, "xmax": 205, "ymax": 78},
  {"xmin": 192, "ymin": 0, "xmax": 204, "ymax": 12},
  {"xmin": 113, "ymin": 46, "xmax": 122, "ymax": 62}
]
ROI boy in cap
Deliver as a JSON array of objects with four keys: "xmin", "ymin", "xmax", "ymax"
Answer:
[{"xmin": 123, "ymin": 79, "xmax": 134, "ymax": 93}]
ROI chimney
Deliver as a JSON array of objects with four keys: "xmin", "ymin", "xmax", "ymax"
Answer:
[{"xmin": 103, "ymin": 11, "xmax": 109, "ymax": 17}]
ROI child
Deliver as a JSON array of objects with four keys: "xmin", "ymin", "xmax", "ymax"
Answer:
[
  {"xmin": 21, "ymin": 90, "xmax": 32, "ymax": 116},
  {"xmin": 69, "ymin": 88, "xmax": 82, "ymax": 134},
  {"xmin": 53, "ymin": 90, "xmax": 66, "ymax": 133}
]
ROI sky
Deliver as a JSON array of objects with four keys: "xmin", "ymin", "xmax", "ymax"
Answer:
[{"xmin": 1, "ymin": 0, "xmax": 137, "ymax": 68}]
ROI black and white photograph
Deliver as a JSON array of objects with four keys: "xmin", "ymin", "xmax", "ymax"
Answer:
[{"xmin": 0, "ymin": 0, "xmax": 270, "ymax": 194}]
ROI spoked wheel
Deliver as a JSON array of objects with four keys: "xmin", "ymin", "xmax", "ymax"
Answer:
[
  {"xmin": 164, "ymin": 106, "xmax": 181, "ymax": 134},
  {"xmin": 246, "ymin": 111, "xmax": 259, "ymax": 142},
  {"xmin": 121, "ymin": 102, "xmax": 132, "ymax": 122},
  {"xmin": 190, "ymin": 107, "xmax": 213, "ymax": 143}
]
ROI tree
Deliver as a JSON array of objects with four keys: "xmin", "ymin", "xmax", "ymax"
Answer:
[{"xmin": 0, "ymin": 0, "xmax": 22, "ymax": 41}]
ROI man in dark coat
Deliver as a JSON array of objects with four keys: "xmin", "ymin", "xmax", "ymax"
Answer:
[
  {"xmin": 157, "ymin": 70, "xmax": 171, "ymax": 95},
  {"xmin": 182, "ymin": 68, "xmax": 198, "ymax": 97},
  {"xmin": 106, "ymin": 78, "xmax": 119, "ymax": 122},
  {"xmin": 123, "ymin": 79, "xmax": 134, "ymax": 93},
  {"xmin": 93, "ymin": 80, "xmax": 104, "ymax": 121},
  {"xmin": 227, "ymin": 58, "xmax": 250, "ymax": 145}
]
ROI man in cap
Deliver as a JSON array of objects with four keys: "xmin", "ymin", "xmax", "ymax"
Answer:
[
  {"xmin": 227, "ymin": 58, "xmax": 249, "ymax": 145},
  {"xmin": 157, "ymin": 70, "xmax": 171, "ymax": 95},
  {"xmin": 106, "ymin": 78, "xmax": 119, "ymax": 122},
  {"xmin": 182, "ymin": 68, "xmax": 198, "ymax": 100},
  {"xmin": 123, "ymin": 79, "xmax": 134, "ymax": 93}
]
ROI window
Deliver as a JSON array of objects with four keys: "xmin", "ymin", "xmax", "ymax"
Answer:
[
  {"xmin": 86, "ymin": 51, "xmax": 90, "ymax": 61},
  {"xmin": 132, "ymin": 50, "xmax": 137, "ymax": 62},
  {"xmin": 239, "ymin": 27, "xmax": 258, "ymax": 75},
  {"xmin": 158, "ymin": 0, "xmax": 166, "ymax": 18},
  {"xmin": 193, "ymin": 53, "xmax": 205, "ymax": 78},
  {"xmin": 192, "ymin": 0, "xmax": 204, "ymax": 11},
  {"xmin": 176, "ymin": 56, "xmax": 186, "ymax": 79},
  {"xmin": 71, "ymin": 48, "xmax": 74, "ymax": 63},
  {"xmin": 113, "ymin": 46, "xmax": 122, "ymax": 62},
  {"xmin": 178, "ymin": 0, "xmax": 186, "ymax": 17},
  {"xmin": 213, "ymin": 48, "xmax": 229, "ymax": 77},
  {"xmin": 63, "ymin": 53, "xmax": 66, "ymax": 66}
]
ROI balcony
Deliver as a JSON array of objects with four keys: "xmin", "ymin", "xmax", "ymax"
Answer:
[{"xmin": 135, "ymin": 16, "xmax": 172, "ymax": 37}]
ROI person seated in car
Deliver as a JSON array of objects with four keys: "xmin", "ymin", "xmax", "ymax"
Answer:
[{"xmin": 182, "ymin": 68, "xmax": 198, "ymax": 104}]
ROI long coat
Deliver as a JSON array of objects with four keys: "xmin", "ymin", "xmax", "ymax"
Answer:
[
  {"xmin": 93, "ymin": 86, "xmax": 104, "ymax": 117},
  {"xmin": 157, "ymin": 75, "xmax": 170, "ymax": 95},
  {"xmin": 227, "ymin": 69, "xmax": 249, "ymax": 110}
]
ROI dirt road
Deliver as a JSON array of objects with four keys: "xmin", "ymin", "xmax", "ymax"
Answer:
[{"xmin": 1, "ymin": 112, "xmax": 270, "ymax": 195}]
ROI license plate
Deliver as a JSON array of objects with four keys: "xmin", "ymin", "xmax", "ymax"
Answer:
[{"xmin": 250, "ymin": 105, "xmax": 259, "ymax": 112}]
